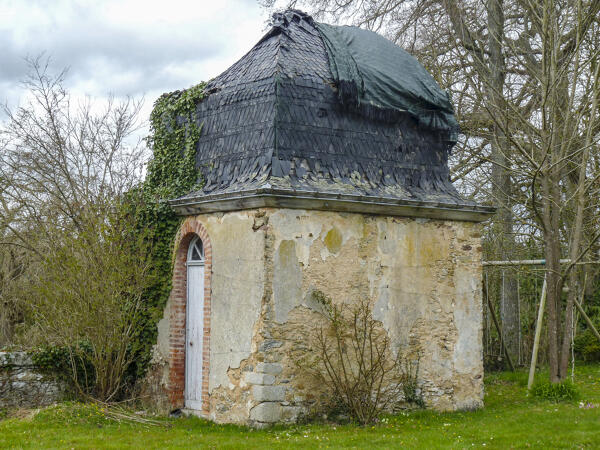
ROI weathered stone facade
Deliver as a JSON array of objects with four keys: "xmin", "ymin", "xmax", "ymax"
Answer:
[
  {"xmin": 0, "ymin": 352, "xmax": 66, "ymax": 409},
  {"xmin": 147, "ymin": 207, "xmax": 484, "ymax": 425}
]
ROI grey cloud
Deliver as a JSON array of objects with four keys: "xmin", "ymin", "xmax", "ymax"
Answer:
[
  {"xmin": 1, "ymin": 25, "xmax": 221, "ymax": 94},
  {"xmin": 0, "ymin": 0, "xmax": 264, "ymax": 100}
]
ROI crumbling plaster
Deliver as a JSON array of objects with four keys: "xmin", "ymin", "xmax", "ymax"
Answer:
[
  {"xmin": 267, "ymin": 209, "xmax": 484, "ymax": 414},
  {"xmin": 151, "ymin": 207, "xmax": 484, "ymax": 423}
]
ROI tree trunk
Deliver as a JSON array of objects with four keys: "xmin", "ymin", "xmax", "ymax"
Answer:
[
  {"xmin": 559, "ymin": 272, "xmax": 577, "ymax": 377},
  {"xmin": 487, "ymin": 0, "xmax": 520, "ymax": 364},
  {"xmin": 558, "ymin": 53, "xmax": 598, "ymax": 377},
  {"xmin": 542, "ymin": 168, "xmax": 563, "ymax": 383}
]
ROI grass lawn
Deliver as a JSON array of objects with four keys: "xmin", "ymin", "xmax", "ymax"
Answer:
[{"xmin": 1, "ymin": 364, "xmax": 599, "ymax": 449}]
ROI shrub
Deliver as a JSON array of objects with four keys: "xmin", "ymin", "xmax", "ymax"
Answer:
[
  {"xmin": 400, "ymin": 357, "xmax": 425, "ymax": 408},
  {"xmin": 530, "ymin": 380, "xmax": 579, "ymax": 402},
  {"xmin": 22, "ymin": 201, "xmax": 154, "ymax": 402},
  {"xmin": 574, "ymin": 330, "xmax": 600, "ymax": 362},
  {"xmin": 30, "ymin": 345, "xmax": 95, "ymax": 394},
  {"xmin": 297, "ymin": 294, "xmax": 419, "ymax": 424},
  {"xmin": 0, "ymin": 59, "xmax": 155, "ymax": 401}
]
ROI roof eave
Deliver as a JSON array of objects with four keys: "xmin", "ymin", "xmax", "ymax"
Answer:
[{"xmin": 168, "ymin": 188, "xmax": 496, "ymax": 223}]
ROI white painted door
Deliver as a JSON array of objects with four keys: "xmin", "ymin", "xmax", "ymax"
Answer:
[{"xmin": 185, "ymin": 237, "xmax": 205, "ymax": 410}]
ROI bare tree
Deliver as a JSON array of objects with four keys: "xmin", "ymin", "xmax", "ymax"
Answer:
[
  {"xmin": 262, "ymin": 0, "xmax": 522, "ymax": 363},
  {"xmin": 263, "ymin": 0, "xmax": 600, "ymax": 382},
  {"xmin": 0, "ymin": 57, "xmax": 146, "ymax": 250},
  {"xmin": 0, "ymin": 58, "xmax": 153, "ymax": 399}
]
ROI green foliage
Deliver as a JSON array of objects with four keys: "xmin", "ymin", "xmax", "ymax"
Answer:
[
  {"xmin": 574, "ymin": 330, "xmax": 600, "ymax": 362},
  {"xmin": 30, "ymin": 346, "xmax": 71, "ymax": 377},
  {"xmin": 145, "ymin": 83, "xmax": 206, "ymax": 200},
  {"xmin": 530, "ymin": 379, "xmax": 579, "ymax": 402},
  {"xmin": 29, "ymin": 345, "xmax": 94, "ymax": 393},
  {"xmin": 573, "ymin": 294, "xmax": 600, "ymax": 362},
  {"xmin": 22, "ymin": 199, "xmax": 155, "ymax": 401},
  {"xmin": 400, "ymin": 357, "xmax": 425, "ymax": 408},
  {"xmin": 128, "ymin": 83, "xmax": 206, "ymax": 383}
]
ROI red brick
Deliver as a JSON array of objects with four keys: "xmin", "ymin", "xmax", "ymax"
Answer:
[{"xmin": 168, "ymin": 217, "xmax": 213, "ymax": 410}]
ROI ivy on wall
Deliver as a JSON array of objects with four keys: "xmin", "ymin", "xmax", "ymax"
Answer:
[
  {"xmin": 129, "ymin": 82, "xmax": 207, "ymax": 382},
  {"xmin": 145, "ymin": 82, "xmax": 206, "ymax": 199}
]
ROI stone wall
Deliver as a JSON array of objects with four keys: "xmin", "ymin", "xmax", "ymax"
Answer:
[
  {"xmin": 149, "ymin": 208, "xmax": 484, "ymax": 425},
  {"xmin": 266, "ymin": 210, "xmax": 484, "ymax": 418},
  {"xmin": 0, "ymin": 352, "xmax": 66, "ymax": 409},
  {"xmin": 146, "ymin": 211, "xmax": 266, "ymax": 419}
]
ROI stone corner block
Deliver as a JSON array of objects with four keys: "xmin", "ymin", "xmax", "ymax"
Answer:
[
  {"xmin": 256, "ymin": 362, "xmax": 283, "ymax": 375},
  {"xmin": 281, "ymin": 405, "xmax": 303, "ymax": 422},
  {"xmin": 244, "ymin": 372, "xmax": 275, "ymax": 386},
  {"xmin": 249, "ymin": 402, "xmax": 282, "ymax": 423},
  {"xmin": 252, "ymin": 385, "xmax": 285, "ymax": 402}
]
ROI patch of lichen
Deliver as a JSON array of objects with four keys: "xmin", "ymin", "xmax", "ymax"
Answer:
[{"xmin": 324, "ymin": 227, "xmax": 342, "ymax": 254}]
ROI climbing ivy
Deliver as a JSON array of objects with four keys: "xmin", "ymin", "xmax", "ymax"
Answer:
[
  {"xmin": 145, "ymin": 82, "xmax": 206, "ymax": 199},
  {"xmin": 128, "ymin": 82, "xmax": 207, "ymax": 383}
]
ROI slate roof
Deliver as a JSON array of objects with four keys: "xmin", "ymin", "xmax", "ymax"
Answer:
[{"xmin": 169, "ymin": 10, "xmax": 494, "ymax": 221}]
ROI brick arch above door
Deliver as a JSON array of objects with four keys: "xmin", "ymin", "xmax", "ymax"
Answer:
[{"xmin": 168, "ymin": 217, "xmax": 212, "ymax": 413}]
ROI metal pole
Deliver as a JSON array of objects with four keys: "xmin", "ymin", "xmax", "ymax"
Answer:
[
  {"xmin": 528, "ymin": 274, "xmax": 547, "ymax": 391},
  {"xmin": 483, "ymin": 259, "xmax": 600, "ymax": 266},
  {"xmin": 517, "ymin": 270, "xmax": 522, "ymax": 366}
]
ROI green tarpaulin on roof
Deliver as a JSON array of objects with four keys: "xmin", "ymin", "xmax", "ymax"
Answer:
[{"xmin": 315, "ymin": 22, "xmax": 459, "ymax": 137}]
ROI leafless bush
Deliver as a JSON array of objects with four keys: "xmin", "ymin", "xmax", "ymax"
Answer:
[
  {"xmin": 298, "ymin": 293, "xmax": 420, "ymax": 424},
  {"xmin": 0, "ymin": 56, "xmax": 146, "ymax": 246}
]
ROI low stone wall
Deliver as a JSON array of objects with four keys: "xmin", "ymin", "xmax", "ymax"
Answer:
[{"xmin": 0, "ymin": 352, "xmax": 66, "ymax": 409}]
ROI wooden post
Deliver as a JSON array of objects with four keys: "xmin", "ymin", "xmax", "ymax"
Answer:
[
  {"xmin": 574, "ymin": 298, "xmax": 600, "ymax": 343},
  {"xmin": 528, "ymin": 275, "xmax": 547, "ymax": 391}
]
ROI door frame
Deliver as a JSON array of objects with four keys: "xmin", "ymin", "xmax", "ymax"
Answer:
[
  {"xmin": 168, "ymin": 220, "xmax": 212, "ymax": 413},
  {"xmin": 185, "ymin": 236, "xmax": 205, "ymax": 410}
]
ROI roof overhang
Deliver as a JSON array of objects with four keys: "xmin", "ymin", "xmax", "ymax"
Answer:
[{"xmin": 169, "ymin": 188, "xmax": 496, "ymax": 222}]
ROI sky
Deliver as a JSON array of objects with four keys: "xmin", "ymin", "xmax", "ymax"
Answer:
[{"xmin": 0, "ymin": 0, "xmax": 269, "ymax": 127}]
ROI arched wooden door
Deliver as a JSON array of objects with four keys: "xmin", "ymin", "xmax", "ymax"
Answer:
[{"xmin": 185, "ymin": 236, "xmax": 205, "ymax": 410}]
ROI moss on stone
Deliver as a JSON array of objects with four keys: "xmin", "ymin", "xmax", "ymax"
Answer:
[{"xmin": 324, "ymin": 227, "xmax": 342, "ymax": 254}]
